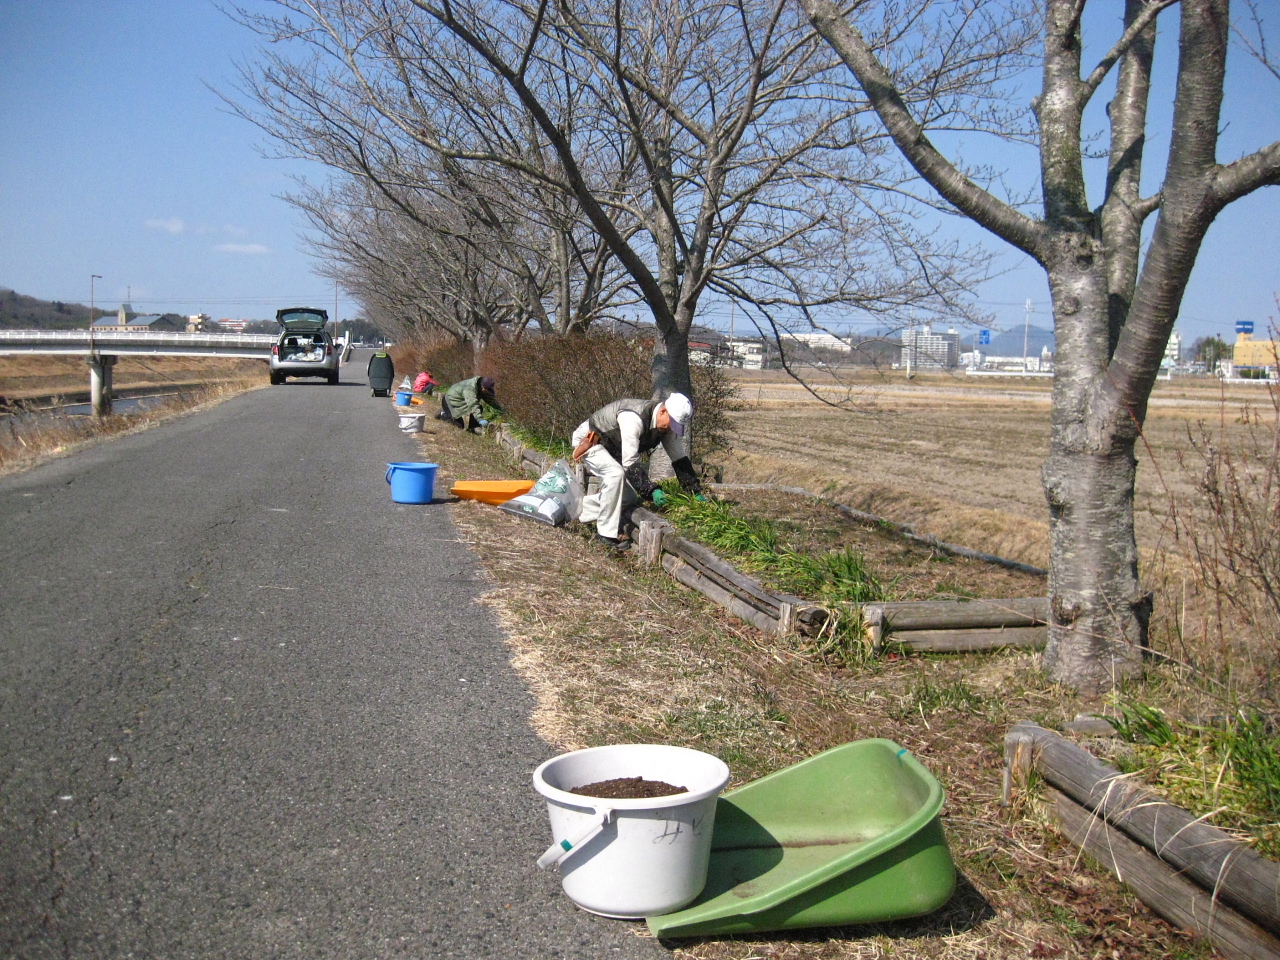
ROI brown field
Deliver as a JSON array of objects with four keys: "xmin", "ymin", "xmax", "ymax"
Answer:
[
  {"xmin": 720, "ymin": 368, "xmax": 1266, "ymax": 570},
  {"xmin": 0, "ymin": 354, "xmax": 266, "ymax": 400}
]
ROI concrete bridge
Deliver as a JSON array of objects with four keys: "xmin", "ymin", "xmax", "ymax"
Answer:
[{"xmin": 0, "ymin": 329, "xmax": 277, "ymax": 415}]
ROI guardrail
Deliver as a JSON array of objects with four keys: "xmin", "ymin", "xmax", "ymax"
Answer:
[
  {"xmin": 0, "ymin": 330, "xmax": 276, "ymax": 347},
  {"xmin": 0, "ymin": 329, "xmax": 277, "ymax": 359}
]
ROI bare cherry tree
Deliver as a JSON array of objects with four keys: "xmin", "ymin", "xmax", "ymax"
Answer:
[
  {"xmin": 229, "ymin": 0, "xmax": 983, "ymax": 398},
  {"xmin": 226, "ymin": 6, "xmax": 638, "ymax": 341},
  {"xmin": 803, "ymin": 0, "xmax": 1280, "ymax": 690}
]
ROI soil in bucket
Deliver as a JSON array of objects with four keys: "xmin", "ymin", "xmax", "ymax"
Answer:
[{"xmin": 569, "ymin": 777, "xmax": 688, "ymax": 800}]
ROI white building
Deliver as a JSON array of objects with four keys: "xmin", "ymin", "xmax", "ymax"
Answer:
[
  {"xmin": 1163, "ymin": 331, "xmax": 1182, "ymax": 367},
  {"xmin": 902, "ymin": 325, "xmax": 961, "ymax": 369},
  {"xmin": 727, "ymin": 340, "xmax": 765, "ymax": 370},
  {"xmin": 784, "ymin": 331, "xmax": 852, "ymax": 353}
]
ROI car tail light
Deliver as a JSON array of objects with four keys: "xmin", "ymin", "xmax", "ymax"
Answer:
[
  {"xmin": 327, "ymin": 344, "xmax": 333, "ymax": 356},
  {"xmin": 272, "ymin": 344, "xmax": 279, "ymax": 356}
]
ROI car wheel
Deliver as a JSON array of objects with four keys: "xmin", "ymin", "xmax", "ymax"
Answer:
[
  {"xmin": 269, "ymin": 372, "xmax": 283, "ymax": 385},
  {"xmin": 328, "ymin": 371, "xmax": 340, "ymax": 385}
]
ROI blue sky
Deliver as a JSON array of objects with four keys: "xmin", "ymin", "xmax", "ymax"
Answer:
[
  {"xmin": 0, "ymin": 1, "xmax": 336, "ymax": 324},
  {"xmin": 1, "ymin": 1, "xmax": 1278, "ymax": 342}
]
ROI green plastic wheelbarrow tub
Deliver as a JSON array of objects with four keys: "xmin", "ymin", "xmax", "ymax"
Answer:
[{"xmin": 646, "ymin": 739, "xmax": 956, "ymax": 938}]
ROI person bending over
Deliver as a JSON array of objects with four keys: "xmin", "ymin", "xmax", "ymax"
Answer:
[
  {"xmin": 438, "ymin": 376, "xmax": 499, "ymax": 432},
  {"xmin": 571, "ymin": 393, "xmax": 700, "ymax": 551}
]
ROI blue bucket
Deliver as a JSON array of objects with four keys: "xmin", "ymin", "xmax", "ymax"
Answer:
[
  {"xmin": 395, "ymin": 390, "xmax": 412, "ymax": 405},
  {"xmin": 386, "ymin": 462, "xmax": 438, "ymax": 504}
]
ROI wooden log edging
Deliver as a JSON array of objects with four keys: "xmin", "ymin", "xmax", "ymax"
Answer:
[
  {"xmin": 707, "ymin": 482, "xmax": 1048, "ymax": 577},
  {"xmin": 490, "ymin": 427, "xmax": 1040, "ymax": 647},
  {"xmin": 1005, "ymin": 721, "xmax": 1280, "ymax": 952},
  {"xmin": 1045, "ymin": 786, "xmax": 1280, "ymax": 960},
  {"xmin": 632, "ymin": 506, "xmax": 827, "ymax": 637},
  {"xmin": 862, "ymin": 597, "xmax": 1049, "ymax": 652}
]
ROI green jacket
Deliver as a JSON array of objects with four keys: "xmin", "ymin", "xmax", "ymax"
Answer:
[{"xmin": 444, "ymin": 377, "xmax": 488, "ymax": 422}]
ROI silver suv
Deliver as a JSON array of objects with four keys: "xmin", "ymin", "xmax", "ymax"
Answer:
[{"xmin": 269, "ymin": 307, "xmax": 340, "ymax": 385}]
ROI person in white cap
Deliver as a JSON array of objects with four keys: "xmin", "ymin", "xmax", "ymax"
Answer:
[{"xmin": 570, "ymin": 392, "xmax": 701, "ymax": 551}]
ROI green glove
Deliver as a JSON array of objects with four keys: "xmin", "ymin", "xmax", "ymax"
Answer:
[
  {"xmin": 695, "ymin": 494, "xmax": 707, "ymax": 502},
  {"xmin": 651, "ymin": 488, "xmax": 668, "ymax": 506}
]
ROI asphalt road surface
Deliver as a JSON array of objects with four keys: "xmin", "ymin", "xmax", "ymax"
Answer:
[{"xmin": 0, "ymin": 357, "xmax": 666, "ymax": 959}]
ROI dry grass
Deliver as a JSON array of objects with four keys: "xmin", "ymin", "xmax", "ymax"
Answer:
[
  {"xmin": 417, "ymin": 415, "xmax": 1217, "ymax": 960},
  {"xmin": 0, "ymin": 379, "xmax": 265, "ymax": 477},
  {"xmin": 0, "ymin": 354, "xmax": 265, "ymax": 400}
]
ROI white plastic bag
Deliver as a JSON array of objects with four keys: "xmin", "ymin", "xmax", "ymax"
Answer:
[{"xmin": 499, "ymin": 459, "xmax": 584, "ymax": 526}]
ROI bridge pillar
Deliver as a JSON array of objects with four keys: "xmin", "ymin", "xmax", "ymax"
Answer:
[{"xmin": 88, "ymin": 355, "xmax": 116, "ymax": 417}]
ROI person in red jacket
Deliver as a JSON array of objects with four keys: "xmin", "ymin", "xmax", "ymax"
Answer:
[{"xmin": 413, "ymin": 371, "xmax": 437, "ymax": 395}]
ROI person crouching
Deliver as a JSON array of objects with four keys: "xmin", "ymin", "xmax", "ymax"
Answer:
[
  {"xmin": 438, "ymin": 376, "xmax": 499, "ymax": 432},
  {"xmin": 571, "ymin": 393, "xmax": 701, "ymax": 551}
]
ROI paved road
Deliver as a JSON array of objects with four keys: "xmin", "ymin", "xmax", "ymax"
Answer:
[{"xmin": 0, "ymin": 357, "xmax": 665, "ymax": 959}]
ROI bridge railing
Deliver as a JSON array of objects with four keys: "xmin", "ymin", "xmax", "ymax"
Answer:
[{"xmin": 0, "ymin": 330, "xmax": 278, "ymax": 347}]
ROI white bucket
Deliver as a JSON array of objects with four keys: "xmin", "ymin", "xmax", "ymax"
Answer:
[
  {"xmin": 532, "ymin": 744, "xmax": 730, "ymax": 918},
  {"xmin": 398, "ymin": 413, "xmax": 425, "ymax": 433}
]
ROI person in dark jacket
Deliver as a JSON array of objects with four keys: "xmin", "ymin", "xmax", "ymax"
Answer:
[
  {"xmin": 570, "ymin": 393, "xmax": 700, "ymax": 550},
  {"xmin": 437, "ymin": 376, "xmax": 500, "ymax": 431},
  {"xmin": 367, "ymin": 350, "xmax": 395, "ymax": 397}
]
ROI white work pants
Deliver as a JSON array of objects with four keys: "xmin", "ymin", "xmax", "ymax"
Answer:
[{"xmin": 573, "ymin": 428, "xmax": 637, "ymax": 540}]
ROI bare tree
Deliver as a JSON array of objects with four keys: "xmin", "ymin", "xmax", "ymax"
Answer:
[
  {"xmin": 229, "ymin": 0, "xmax": 983, "ymax": 398},
  {"xmin": 803, "ymin": 0, "xmax": 1280, "ymax": 691},
  {"xmin": 226, "ymin": 6, "xmax": 639, "ymax": 342}
]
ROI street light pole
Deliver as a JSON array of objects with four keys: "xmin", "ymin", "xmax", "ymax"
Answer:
[
  {"xmin": 90, "ymin": 274, "xmax": 102, "ymax": 329},
  {"xmin": 1022, "ymin": 299, "xmax": 1031, "ymax": 373}
]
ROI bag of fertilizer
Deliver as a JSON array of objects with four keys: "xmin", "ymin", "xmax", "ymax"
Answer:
[
  {"xmin": 499, "ymin": 491, "xmax": 569, "ymax": 526},
  {"xmin": 499, "ymin": 460, "xmax": 584, "ymax": 526}
]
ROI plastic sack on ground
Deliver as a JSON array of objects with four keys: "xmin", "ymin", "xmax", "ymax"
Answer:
[{"xmin": 499, "ymin": 459, "xmax": 583, "ymax": 527}]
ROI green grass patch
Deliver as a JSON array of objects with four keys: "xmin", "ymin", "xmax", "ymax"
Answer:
[
  {"xmin": 659, "ymin": 489, "xmax": 894, "ymax": 606},
  {"xmin": 1107, "ymin": 697, "xmax": 1280, "ymax": 858},
  {"xmin": 504, "ymin": 422, "xmax": 572, "ymax": 460}
]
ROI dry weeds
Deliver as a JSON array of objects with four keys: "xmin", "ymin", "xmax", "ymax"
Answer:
[
  {"xmin": 416, "ymin": 414, "xmax": 1214, "ymax": 960},
  {"xmin": 0, "ymin": 379, "xmax": 266, "ymax": 477},
  {"xmin": 0, "ymin": 354, "xmax": 265, "ymax": 400}
]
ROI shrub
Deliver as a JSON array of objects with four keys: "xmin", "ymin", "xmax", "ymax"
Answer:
[
  {"xmin": 395, "ymin": 331, "xmax": 739, "ymax": 464},
  {"xmin": 390, "ymin": 338, "xmax": 476, "ymax": 390},
  {"xmin": 688, "ymin": 358, "xmax": 740, "ymax": 463},
  {"xmin": 479, "ymin": 334, "xmax": 650, "ymax": 446}
]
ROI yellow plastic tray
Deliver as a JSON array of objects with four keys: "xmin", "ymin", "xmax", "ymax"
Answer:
[{"xmin": 450, "ymin": 480, "xmax": 535, "ymax": 505}]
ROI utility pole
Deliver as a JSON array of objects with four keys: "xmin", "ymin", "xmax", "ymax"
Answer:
[
  {"xmin": 1022, "ymin": 299, "xmax": 1032, "ymax": 373},
  {"xmin": 728, "ymin": 300, "xmax": 735, "ymax": 366},
  {"xmin": 90, "ymin": 274, "xmax": 102, "ymax": 329},
  {"xmin": 334, "ymin": 280, "xmax": 339, "ymax": 333}
]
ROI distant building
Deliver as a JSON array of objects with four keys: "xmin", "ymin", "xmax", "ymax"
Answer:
[
  {"xmin": 978, "ymin": 345, "xmax": 1054, "ymax": 374},
  {"xmin": 785, "ymin": 331, "xmax": 852, "ymax": 354},
  {"xmin": 1233, "ymin": 330, "xmax": 1278, "ymax": 370},
  {"xmin": 902, "ymin": 325, "xmax": 961, "ymax": 369},
  {"xmin": 728, "ymin": 340, "xmax": 765, "ymax": 370},
  {"xmin": 126, "ymin": 314, "xmax": 182, "ymax": 331},
  {"xmin": 92, "ymin": 303, "xmax": 134, "ymax": 329},
  {"xmin": 1164, "ymin": 331, "xmax": 1182, "ymax": 367},
  {"xmin": 90, "ymin": 304, "xmax": 180, "ymax": 332},
  {"xmin": 186, "ymin": 313, "xmax": 213, "ymax": 332}
]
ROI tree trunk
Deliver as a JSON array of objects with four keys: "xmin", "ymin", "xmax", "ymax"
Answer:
[
  {"xmin": 651, "ymin": 324, "xmax": 692, "ymax": 398},
  {"xmin": 1042, "ymin": 433, "xmax": 1150, "ymax": 690}
]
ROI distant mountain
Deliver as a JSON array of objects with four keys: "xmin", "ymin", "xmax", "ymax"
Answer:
[
  {"xmin": 986, "ymin": 324, "xmax": 1055, "ymax": 356},
  {"xmin": 0, "ymin": 287, "xmax": 99, "ymax": 330}
]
